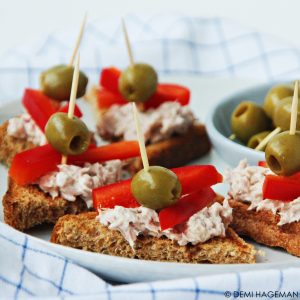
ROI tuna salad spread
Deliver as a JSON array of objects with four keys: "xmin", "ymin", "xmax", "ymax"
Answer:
[
  {"xmin": 38, "ymin": 160, "xmax": 122, "ymax": 208},
  {"xmin": 225, "ymin": 159, "xmax": 300, "ymax": 225},
  {"xmin": 97, "ymin": 102, "xmax": 195, "ymax": 143},
  {"xmin": 97, "ymin": 200, "xmax": 232, "ymax": 248},
  {"xmin": 7, "ymin": 113, "xmax": 46, "ymax": 146}
]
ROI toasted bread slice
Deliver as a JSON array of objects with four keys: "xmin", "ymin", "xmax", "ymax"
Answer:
[
  {"xmin": 0, "ymin": 121, "xmax": 35, "ymax": 166},
  {"xmin": 2, "ymin": 178, "xmax": 88, "ymax": 231},
  {"xmin": 128, "ymin": 123, "xmax": 211, "ymax": 173},
  {"xmin": 51, "ymin": 211, "xmax": 256, "ymax": 264},
  {"xmin": 229, "ymin": 199, "xmax": 300, "ymax": 257},
  {"xmin": 85, "ymin": 86, "xmax": 211, "ymax": 171}
]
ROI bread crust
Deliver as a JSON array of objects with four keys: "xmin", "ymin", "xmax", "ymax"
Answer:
[
  {"xmin": 51, "ymin": 211, "xmax": 256, "ymax": 264},
  {"xmin": 85, "ymin": 86, "xmax": 211, "ymax": 171},
  {"xmin": 0, "ymin": 121, "xmax": 35, "ymax": 166},
  {"xmin": 229, "ymin": 199, "xmax": 300, "ymax": 257},
  {"xmin": 2, "ymin": 178, "xmax": 88, "ymax": 231},
  {"xmin": 129, "ymin": 123, "xmax": 211, "ymax": 172}
]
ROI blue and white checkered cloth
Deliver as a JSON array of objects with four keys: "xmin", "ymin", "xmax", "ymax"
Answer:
[
  {"xmin": 1, "ymin": 222, "xmax": 300, "ymax": 300},
  {"xmin": 1, "ymin": 14, "xmax": 300, "ymax": 299},
  {"xmin": 1, "ymin": 14, "xmax": 300, "ymax": 102}
]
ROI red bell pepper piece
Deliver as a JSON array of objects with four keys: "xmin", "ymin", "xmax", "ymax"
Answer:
[
  {"xmin": 92, "ymin": 165, "xmax": 222, "ymax": 209},
  {"xmin": 145, "ymin": 84, "xmax": 190, "ymax": 109},
  {"xmin": 93, "ymin": 179, "xmax": 140, "ymax": 209},
  {"xmin": 258, "ymin": 161, "xmax": 268, "ymax": 168},
  {"xmin": 22, "ymin": 89, "xmax": 57, "ymax": 131},
  {"xmin": 263, "ymin": 174, "xmax": 300, "ymax": 202},
  {"xmin": 159, "ymin": 188, "xmax": 216, "ymax": 230},
  {"xmin": 69, "ymin": 141, "xmax": 139, "ymax": 164},
  {"xmin": 9, "ymin": 144, "xmax": 61, "ymax": 186},
  {"xmin": 98, "ymin": 67, "xmax": 190, "ymax": 109},
  {"xmin": 58, "ymin": 103, "xmax": 83, "ymax": 118},
  {"xmin": 97, "ymin": 88, "xmax": 127, "ymax": 109},
  {"xmin": 172, "ymin": 165, "xmax": 222, "ymax": 195},
  {"xmin": 100, "ymin": 67, "xmax": 122, "ymax": 94},
  {"xmin": 9, "ymin": 141, "xmax": 140, "ymax": 186}
]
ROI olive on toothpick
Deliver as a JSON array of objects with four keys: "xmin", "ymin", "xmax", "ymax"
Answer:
[
  {"xmin": 40, "ymin": 14, "xmax": 88, "ymax": 101},
  {"xmin": 130, "ymin": 102, "xmax": 182, "ymax": 210},
  {"xmin": 265, "ymin": 81, "xmax": 300, "ymax": 176},
  {"xmin": 119, "ymin": 19, "xmax": 158, "ymax": 104}
]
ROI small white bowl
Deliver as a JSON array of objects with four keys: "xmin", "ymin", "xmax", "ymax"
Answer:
[{"xmin": 206, "ymin": 82, "xmax": 277, "ymax": 166}]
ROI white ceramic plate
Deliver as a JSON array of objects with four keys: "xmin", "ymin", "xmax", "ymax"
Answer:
[{"xmin": 1, "ymin": 77, "xmax": 300, "ymax": 283}]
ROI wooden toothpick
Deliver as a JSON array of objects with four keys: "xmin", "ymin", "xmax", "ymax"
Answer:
[
  {"xmin": 229, "ymin": 134, "xmax": 236, "ymax": 140},
  {"xmin": 122, "ymin": 18, "xmax": 149, "ymax": 167},
  {"xmin": 69, "ymin": 13, "xmax": 87, "ymax": 66},
  {"xmin": 61, "ymin": 53, "xmax": 81, "ymax": 164},
  {"xmin": 290, "ymin": 80, "xmax": 299, "ymax": 135},
  {"xmin": 121, "ymin": 18, "xmax": 134, "ymax": 67},
  {"xmin": 132, "ymin": 102, "xmax": 149, "ymax": 171},
  {"xmin": 255, "ymin": 127, "xmax": 282, "ymax": 151}
]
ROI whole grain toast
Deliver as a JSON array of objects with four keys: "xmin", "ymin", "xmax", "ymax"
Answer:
[
  {"xmin": 0, "ymin": 121, "xmax": 35, "ymax": 166},
  {"xmin": 229, "ymin": 199, "xmax": 300, "ymax": 257},
  {"xmin": 128, "ymin": 123, "xmax": 211, "ymax": 172},
  {"xmin": 51, "ymin": 211, "xmax": 256, "ymax": 264},
  {"xmin": 85, "ymin": 86, "xmax": 211, "ymax": 172},
  {"xmin": 3, "ymin": 178, "xmax": 88, "ymax": 231}
]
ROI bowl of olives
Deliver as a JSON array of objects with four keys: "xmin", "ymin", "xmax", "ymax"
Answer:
[{"xmin": 206, "ymin": 82, "xmax": 294, "ymax": 166}]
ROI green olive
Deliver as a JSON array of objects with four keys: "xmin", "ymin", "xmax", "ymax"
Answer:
[
  {"xmin": 263, "ymin": 84, "xmax": 294, "ymax": 118},
  {"xmin": 118, "ymin": 63, "xmax": 158, "ymax": 103},
  {"xmin": 231, "ymin": 101, "xmax": 271, "ymax": 143},
  {"xmin": 273, "ymin": 96, "xmax": 300, "ymax": 131},
  {"xmin": 247, "ymin": 131, "xmax": 271, "ymax": 150},
  {"xmin": 131, "ymin": 166, "xmax": 182, "ymax": 210},
  {"xmin": 45, "ymin": 112, "xmax": 90, "ymax": 155},
  {"xmin": 40, "ymin": 64, "xmax": 88, "ymax": 102},
  {"xmin": 265, "ymin": 131, "xmax": 300, "ymax": 176}
]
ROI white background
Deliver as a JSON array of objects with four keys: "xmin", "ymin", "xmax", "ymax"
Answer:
[{"xmin": 0, "ymin": 0, "xmax": 299, "ymax": 55}]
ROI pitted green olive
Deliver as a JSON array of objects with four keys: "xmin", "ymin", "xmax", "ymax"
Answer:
[
  {"xmin": 265, "ymin": 131, "xmax": 300, "ymax": 176},
  {"xmin": 45, "ymin": 112, "xmax": 90, "ymax": 155},
  {"xmin": 231, "ymin": 101, "xmax": 271, "ymax": 143},
  {"xmin": 131, "ymin": 166, "xmax": 182, "ymax": 210},
  {"xmin": 40, "ymin": 64, "xmax": 88, "ymax": 101},
  {"xmin": 118, "ymin": 63, "xmax": 158, "ymax": 103},
  {"xmin": 247, "ymin": 131, "xmax": 271, "ymax": 150},
  {"xmin": 273, "ymin": 97, "xmax": 300, "ymax": 131},
  {"xmin": 263, "ymin": 84, "xmax": 294, "ymax": 118}
]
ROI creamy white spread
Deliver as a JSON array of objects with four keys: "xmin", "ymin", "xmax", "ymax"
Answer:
[
  {"xmin": 7, "ymin": 113, "xmax": 46, "ymax": 146},
  {"xmin": 97, "ymin": 200, "xmax": 232, "ymax": 248},
  {"xmin": 38, "ymin": 161, "xmax": 122, "ymax": 208},
  {"xmin": 97, "ymin": 102, "xmax": 195, "ymax": 143},
  {"xmin": 225, "ymin": 159, "xmax": 300, "ymax": 225}
]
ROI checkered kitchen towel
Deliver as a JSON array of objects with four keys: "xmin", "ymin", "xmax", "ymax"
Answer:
[
  {"xmin": 0, "ymin": 13, "xmax": 300, "ymax": 102},
  {"xmin": 1, "ymin": 14, "xmax": 300, "ymax": 300},
  {"xmin": 1, "ymin": 222, "xmax": 300, "ymax": 300}
]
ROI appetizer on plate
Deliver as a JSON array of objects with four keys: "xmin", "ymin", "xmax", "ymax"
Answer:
[
  {"xmin": 85, "ymin": 65, "xmax": 211, "ymax": 172},
  {"xmin": 2, "ymin": 58, "xmax": 140, "ymax": 231},
  {"xmin": 51, "ymin": 165, "xmax": 256, "ymax": 264},
  {"xmin": 226, "ymin": 159, "xmax": 300, "ymax": 257}
]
